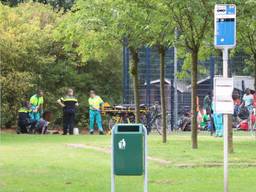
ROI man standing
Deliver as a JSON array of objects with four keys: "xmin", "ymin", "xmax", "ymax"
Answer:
[
  {"xmin": 242, "ymin": 88, "xmax": 254, "ymax": 113},
  {"xmin": 57, "ymin": 88, "xmax": 79, "ymax": 135},
  {"xmin": 203, "ymin": 92, "xmax": 212, "ymax": 115},
  {"xmin": 88, "ymin": 90, "xmax": 104, "ymax": 135},
  {"xmin": 203, "ymin": 91, "xmax": 215, "ymax": 135},
  {"xmin": 30, "ymin": 90, "xmax": 44, "ymax": 131}
]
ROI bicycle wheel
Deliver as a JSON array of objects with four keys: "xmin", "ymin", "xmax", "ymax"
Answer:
[
  {"xmin": 153, "ymin": 114, "xmax": 173, "ymax": 135},
  {"xmin": 108, "ymin": 115, "xmax": 119, "ymax": 131},
  {"xmin": 108, "ymin": 118, "xmax": 115, "ymax": 130}
]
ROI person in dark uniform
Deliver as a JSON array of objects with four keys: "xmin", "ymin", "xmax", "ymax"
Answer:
[
  {"xmin": 57, "ymin": 88, "xmax": 79, "ymax": 135},
  {"xmin": 17, "ymin": 101, "xmax": 31, "ymax": 134}
]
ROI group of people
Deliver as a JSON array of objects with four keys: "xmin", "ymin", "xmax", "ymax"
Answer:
[
  {"xmin": 197, "ymin": 88, "xmax": 256, "ymax": 136},
  {"xmin": 17, "ymin": 89, "xmax": 105, "ymax": 135},
  {"xmin": 233, "ymin": 88, "xmax": 256, "ymax": 130},
  {"xmin": 17, "ymin": 90, "xmax": 47, "ymax": 134},
  {"xmin": 18, "ymin": 86, "xmax": 256, "ymax": 136}
]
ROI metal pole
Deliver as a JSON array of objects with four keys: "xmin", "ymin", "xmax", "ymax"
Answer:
[
  {"xmin": 222, "ymin": 48, "xmax": 229, "ymax": 192},
  {"xmin": 111, "ymin": 126, "xmax": 115, "ymax": 192},
  {"xmin": 223, "ymin": 49, "xmax": 228, "ymax": 78},
  {"xmin": 146, "ymin": 47, "xmax": 151, "ymax": 106},
  {"xmin": 174, "ymin": 29, "xmax": 178, "ymax": 129},
  {"xmin": 123, "ymin": 44, "xmax": 126, "ymax": 104},
  {"xmin": 142, "ymin": 125, "xmax": 148, "ymax": 192},
  {"xmin": 210, "ymin": 56, "xmax": 215, "ymax": 90}
]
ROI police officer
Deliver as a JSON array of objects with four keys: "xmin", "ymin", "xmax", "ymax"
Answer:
[
  {"xmin": 57, "ymin": 88, "xmax": 79, "ymax": 135},
  {"xmin": 17, "ymin": 101, "xmax": 31, "ymax": 134}
]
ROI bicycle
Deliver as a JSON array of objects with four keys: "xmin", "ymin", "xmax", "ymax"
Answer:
[{"xmin": 145, "ymin": 104, "xmax": 172, "ymax": 135}]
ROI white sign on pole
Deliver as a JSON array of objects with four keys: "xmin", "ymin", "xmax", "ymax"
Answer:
[{"xmin": 214, "ymin": 77, "xmax": 234, "ymax": 114}]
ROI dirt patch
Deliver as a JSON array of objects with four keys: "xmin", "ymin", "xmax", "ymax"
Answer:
[
  {"xmin": 149, "ymin": 179, "xmax": 174, "ymax": 185},
  {"xmin": 67, "ymin": 144, "xmax": 110, "ymax": 154},
  {"xmin": 0, "ymin": 128, "xmax": 16, "ymax": 133},
  {"xmin": 147, "ymin": 157, "xmax": 171, "ymax": 164},
  {"xmin": 66, "ymin": 143, "xmax": 171, "ymax": 165},
  {"xmin": 67, "ymin": 143, "xmax": 256, "ymax": 168},
  {"xmin": 165, "ymin": 162, "xmax": 256, "ymax": 168}
]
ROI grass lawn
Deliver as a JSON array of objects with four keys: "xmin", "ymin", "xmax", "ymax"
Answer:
[{"xmin": 0, "ymin": 133, "xmax": 256, "ymax": 192}]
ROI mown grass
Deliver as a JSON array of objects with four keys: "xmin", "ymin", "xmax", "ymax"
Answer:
[{"xmin": 0, "ymin": 133, "xmax": 256, "ymax": 192}]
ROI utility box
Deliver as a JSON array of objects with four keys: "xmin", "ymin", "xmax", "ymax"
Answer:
[{"xmin": 111, "ymin": 124, "xmax": 148, "ymax": 192}]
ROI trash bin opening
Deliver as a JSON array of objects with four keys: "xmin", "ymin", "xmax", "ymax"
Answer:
[{"xmin": 117, "ymin": 125, "xmax": 140, "ymax": 132}]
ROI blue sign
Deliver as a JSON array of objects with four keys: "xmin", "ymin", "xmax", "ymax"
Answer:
[
  {"xmin": 216, "ymin": 18, "xmax": 235, "ymax": 46},
  {"xmin": 226, "ymin": 5, "xmax": 235, "ymax": 15},
  {"xmin": 214, "ymin": 4, "xmax": 236, "ymax": 48}
]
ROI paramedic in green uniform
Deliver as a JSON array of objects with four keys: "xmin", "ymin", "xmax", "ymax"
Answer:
[
  {"xmin": 88, "ymin": 90, "xmax": 104, "ymax": 135},
  {"xmin": 57, "ymin": 88, "xmax": 79, "ymax": 135},
  {"xmin": 30, "ymin": 90, "xmax": 44, "ymax": 122}
]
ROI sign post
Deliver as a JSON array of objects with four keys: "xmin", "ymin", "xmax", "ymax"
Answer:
[{"xmin": 214, "ymin": 4, "xmax": 236, "ymax": 192}]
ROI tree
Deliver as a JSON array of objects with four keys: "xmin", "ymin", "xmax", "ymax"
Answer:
[
  {"xmin": 143, "ymin": 0, "xmax": 175, "ymax": 142},
  {"xmin": 64, "ymin": 0, "xmax": 149, "ymax": 123},
  {"xmin": 238, "ymin": 0, "xmax": 256, "ymax": 89},
  {"xmin": 106, "ymin": 0, "xmax": 150, "ymax": 123},
  {"xmin": 225, "ymin": 0, "xmax": 256, "ymax": 153},
  {"xmin": 1, "ymin": 0, "xmax": 24, "ymax": 6},
  {"xmin": 1, "ymin": 0, "xmax": 75, "ymax": 11},
  {"xmin": 34, "ymin": 0, "xmax": 75, "ymax": 11},
  {"xmin": 0, "ymin": 2, "xmax": 122, "ymax": 128},
  {"xmin": 170, "ymin": 0, "xmax": 214, "ymax": 148},
  {"xmin": 0, "ymin": 3, "xmax": 59, "ymax": 127}
]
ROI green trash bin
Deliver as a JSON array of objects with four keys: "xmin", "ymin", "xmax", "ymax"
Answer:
[
  {"xmin": 113, "ymin": 124, "xmax": 145, "ymax": 175},
  {"xmin": 111, "ymin": 124, "xmax": 148, "ymax": 192}
]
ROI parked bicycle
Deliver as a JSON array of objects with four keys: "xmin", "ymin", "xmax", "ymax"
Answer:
[
  {"xmin": 145, "ymin": 103, "xmax": 172, "ymax": 135},
  {"xmin": 104, "ymin": 103, "xmax": 171, "ymax": 135},
  {"xmin": 104, "ymin": 104, "xmax": 147, "ymax": 133}
]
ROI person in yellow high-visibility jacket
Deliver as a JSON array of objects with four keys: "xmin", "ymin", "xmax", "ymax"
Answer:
[
  {"xmin": 30, "ymin": 90, "xmax": 44, "ymax": 121},
  {"xmin": 29, "ymin": 90, "xmax": 44, "ymax": 132},
  {"xmin": 88, "ymin": 90, "xmax": 104, "ymax": 135}
]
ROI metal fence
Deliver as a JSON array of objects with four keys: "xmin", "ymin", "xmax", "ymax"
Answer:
[{"xmin": 122, "ymin": 46, "xmax": 253, "ymax": 129}]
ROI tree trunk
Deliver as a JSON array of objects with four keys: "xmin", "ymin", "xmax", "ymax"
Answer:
[
  {"xmin": 228, "ymin": 114, "xmax": 234, "ymax": 153},
  {"xmin": 159, "ymin": 45, "xmax": 167, "ymax": 143},
  {"xmin": 130, "ymin": 48, "xmax": 140, "ymax": 123},
  {"xmin": 254, "ymin": 53, "xmax": 256, "ymax": 90},
  {"xmin": 191, "ymin": 51, "xmax": 198, "ymax": 149}
]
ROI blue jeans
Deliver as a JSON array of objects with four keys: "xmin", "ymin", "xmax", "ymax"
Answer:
[
  {"xmin": 30, "ymin": 112, "xmax": 41, "ymax": 121},
  {"xmin": 89, "ymin": 110, "xmax": 103, "ymax": 132},
  {"xmin": 30, "ymin": 105, "xmax": 41, "ymax": 122},
  {"xmin": 29, "ymin": 111, "xmax": 41, "ymax": 132},
  {"xmin": 213, "ymin": 113, "xmax": 223, "ymax": 137}
]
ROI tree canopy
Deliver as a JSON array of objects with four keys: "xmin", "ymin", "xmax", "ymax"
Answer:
[
  {"xmin": 0, "ymin": 2, "xmax": 122, "ymax": 127},
  {"xmin": 0, "ymin": 1, "xmax": 255, "ymax": 149}
]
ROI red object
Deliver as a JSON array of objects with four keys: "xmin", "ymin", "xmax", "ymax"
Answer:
[
  {"xmin": 234, "ymin": 98, "xmax": 241, "ymax": 105},
  {"xmin": 239, "ymin": 120, "xmax": 249, "ymax": 131},
  {"xmin": 251, "ymin": 113, "xmax": 256, "ymax": 125},
  {"xmin": 253, "ymin": 94, "xmax": 256, "ymax": 107}
]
